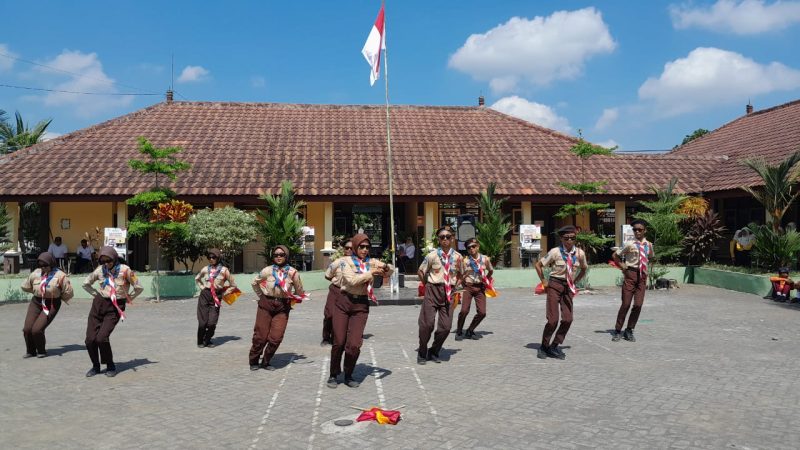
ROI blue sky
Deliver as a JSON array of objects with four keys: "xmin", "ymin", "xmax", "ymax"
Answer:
[{"xmin": 2, "ymin": 0, "xmax": 800, "ymax": 150}]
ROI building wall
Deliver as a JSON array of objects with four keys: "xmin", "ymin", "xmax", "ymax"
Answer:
[
  {"xmin": 306, "ymin": 202, "xmax": 326, "ymax": 270},
  {"xmin": 49, "ymin": 202, "xmax": 113, "ymax": 252}
]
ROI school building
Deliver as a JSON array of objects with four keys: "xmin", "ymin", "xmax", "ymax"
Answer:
[{"xmin": 2, "ymin": 95, "xmax": 798, "ymax": 272}]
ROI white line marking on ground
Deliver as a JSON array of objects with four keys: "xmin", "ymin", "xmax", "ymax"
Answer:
[
  {"xmin": 369, "ymin": 343, "xmax": 386, "ymax": 407},
  {"xmin": 572, "ymin": 333, "xmax": 638, "ymax": 362},
  {"xmin": 307, "ymin": 355, "xmax": 330, "ymax": 450},
  {"xmin": 250, "ymin": 355, "xmax": 295, "ymax": 449},
  {"xmin": 400, "ymin": 345, "xmax": 441, "ymax": 426}
]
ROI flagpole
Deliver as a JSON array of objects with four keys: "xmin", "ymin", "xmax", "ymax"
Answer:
[{"xmin": 382, "ymin": 0, "xmax": 398, "ymax": 293}]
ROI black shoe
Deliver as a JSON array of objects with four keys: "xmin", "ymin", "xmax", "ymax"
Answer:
[
  {"xmin": 467, "ymin": 330, "xmax": 480, "ymax": 340},
  {"xmin": 427, "ymin": 351, "xmax": 441, "ymax": 363},
  {"xmin": 197, "ymin": 343, "xmax": 205, "ymax": 348},
  {"xmin": 36, "ymin": 352, "xmax": 48, "ymax": 358},
  {"xmin": 345, "ymin": 377, "xmax": 360, "ymax": 388},
  {"xmin": 204, "ymin": 342, "xmax": 216, "ymax": 348},
  {"xmin": 623, "ymin": 329, "xmax": 636, "ymax": 342},
  {"xmin": 543, "ymin": 345, "xmax": 559, "ymax": 359},
  {"xmin": 86, "ymin": 367, "xmax": 101, "ymax": 377},
  {"xmin": 105, "ymin": 369, "xmax": 117, "ymax": 377},
  {"xmin": 455, "ymin": 331, "xmax": 464, "ymax": 341},
  {"xmin": 550, "ymin": 345, "xmax": 566, "ymax": 360},
  {"xmin": 320, "ymin": 339, "xmax": 332, "ymax": 347},
  {"xmin": 416, "ymin": 355, "xmax": 427, "ymax": 365},
  {"xmin": 537, "ymin": 347, "xmax": 548, "ymax": 359},
  {"xmin": 250, "ymin": 364, "xmax": 260, "ymax": 371},
  {"xmin": 23, "ymin": 353, "xmax": 36, "ymax": 359},
  {"xmin": 326, "ymin": 376, "xmax": 338, "ymax": 389},
  {"xmin": 261, "ymin": 364, "xmax": 277, "ymax": 371},
  {"xmin": 611, "ymin": 331, "xmax": 621, "ymax": 342}
]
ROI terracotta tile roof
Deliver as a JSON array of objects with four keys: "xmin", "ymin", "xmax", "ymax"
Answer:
[
  {"xmin": 0, "ymin": 101, "xmax": 714, "ymax": 200},
  {"xmin": 670, "ymin": 99, "xmax": 800, "ymax": 192}
]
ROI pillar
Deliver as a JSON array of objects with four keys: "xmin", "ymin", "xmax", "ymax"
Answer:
[
  {"xmin": 521, "ymin": 201, "xmax": 532, "ymax": 224},
  {"xmin": 323, "ymin": 202, "xmax": 333, "ymax": 250},
  {"xmin": 424, "ymin": 202, "xmax": 437, "ymax": 241},
  {"xmin": 5, "ymin": 202, "xmax": 20, "ymax": 251},
  {"xmin": 614, "ymin": 200, "xmax": 626, "ymax": 247},
  {"xmin": 116, "ymin": 201, "xmax": 128, "ymax": 229}
]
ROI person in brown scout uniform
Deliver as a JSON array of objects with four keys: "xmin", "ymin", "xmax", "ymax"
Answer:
[
  {"xmin": 611, "ymin": 219, "xmax": 654, "ymax": 343},
  {"xmin": 417, "ymin": 226, "xmax": 463, "ymax": 365},
  {"xmin": 20, "ymin": 252, "xmax": 74, "ymax": 358},
  {"xmin": 534, "ymin": 225, "xmax": 588, "ymax": 360},
  {"xmin": 455, "ymin": 238, "xmax": 493, "ymax": 341},
  {"xmin": 82, "ymin": 246, "xmax": 144, "ymax": 377},
  {"xmin": 194, "ymin": 248, "xmax": 237, "ymax": 348},
  {"xmin": 327, "ymin": 233, "xmax": 391, "ymax": 389},
  {"xmin": 321, "ymin": 239, "xmax": 352, "ymax": 347},
  {"xmin": 249, "ymin": 245, "xmax": 306, "ymax": 371}
]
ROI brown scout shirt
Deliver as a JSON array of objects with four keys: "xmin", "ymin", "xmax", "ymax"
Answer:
[
  {"xmin": 195, "ymin": 264, "xmax": 236, "ymax": 292},
  {"xmin": 419, "ymin": 249, "xmax": 463, "ymax": 285},
  {"xmin": 340, "ymin": 257, "xmax": 392, "ymax": 296},
  {"xmin": 21, "ymin": 269, "xmax": 75, "ymax": 301},
  {"xmin": 82, "ymin": 264, "xmax": 144, "ymax": 301},
  {"xmin": 540, "ymin": 247, "xmax": 588, "ymax": 280},
  {"xmin": 616, "ymin": 239, "xmax": 654, "ymax": 269},
  {"xmin": 325, "ymin": 257, "xmax": 348, "ymax": 287},
  {"xmin": 461, "ymin": 254, "xmax": 494, "ymax": 285},
  {"xmin": 251, "ymin": 265, "xmax": 304, "ymax": 299}
]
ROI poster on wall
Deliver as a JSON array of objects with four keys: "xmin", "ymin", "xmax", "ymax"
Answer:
[
  {"xmin": 519, "ymin": 224, "xmax": 542, "ymax": 251},
  {"xmin": 104, "ymin": 228, "xmax": 127, "ymax": 259},
  {"xmin": 621, "ymin": 224, "xmax": 635, "ymax": 245}
]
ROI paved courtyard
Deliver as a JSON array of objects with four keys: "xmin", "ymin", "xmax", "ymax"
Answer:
[{"xmin": 1, "ymin": 284, "xmax": 799, "ymax": 449}]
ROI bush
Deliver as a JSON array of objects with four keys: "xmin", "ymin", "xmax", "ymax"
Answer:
[{"xmin": 682, "ymin": 210, "xmax": 726, "ymax": 265}]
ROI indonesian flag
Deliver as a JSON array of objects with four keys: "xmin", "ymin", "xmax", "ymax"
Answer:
[{"xmin": 361, "ymin": 4, "xmax": 386, "ymax": 86}]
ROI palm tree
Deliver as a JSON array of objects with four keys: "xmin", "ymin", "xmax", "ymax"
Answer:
[
  {"xmin": 256, "ymin": 180, "xmax": 307, "ymax": 258},
  {"xmin": 741, "ymin": 150, "xmax": 800, "ymax": 233},
  {"xmin": 0, "ymin": 111, "xmax": 53, "ymax": 154},
  {"xmin": 475, "ymin": 182, "xmax": 511, "ymax": 266}
]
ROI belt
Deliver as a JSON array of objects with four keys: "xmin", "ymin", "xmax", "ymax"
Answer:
[
  {"xmin": 465, "ymin": 282, "xmax": 484, "ymax": 287},
  {"xmin": 346, "ymin": 293, "xmax": 370, "ymax": 301},
  {"xmin": 549, "ymin": 277, "xmax": 568, "ymax": 285}
]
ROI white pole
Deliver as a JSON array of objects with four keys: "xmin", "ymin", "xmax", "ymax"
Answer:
[{"xmin": 382, "ymin": 0, "xmax": 398, "ymax": 293}]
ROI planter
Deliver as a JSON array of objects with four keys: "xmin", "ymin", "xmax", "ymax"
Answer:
[{"xmin": 689, "ymin": 267, "xmax": 771, "ymax": 297}]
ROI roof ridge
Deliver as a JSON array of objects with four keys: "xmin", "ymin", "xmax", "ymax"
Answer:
[{"xmin": 168, "ymin": 101, "xmax": 479, "ymax": 110}]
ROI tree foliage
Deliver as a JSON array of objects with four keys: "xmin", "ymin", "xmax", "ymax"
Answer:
[
  {"xmin": 255, "ymin": 180, "xmax": 306, "ymax": 258},
  {"xmin": 749, "ymin": 223, "xmax": 800, "ymax": 270},
  {"xmin": 740, "ymin": 150, "xmax": 800, "ymax": 233},
  {"xmin": 633, "ymin": 178, "xmax": 687, "ymax": 264},
  {"xmin": 682, "ymin": 210, "xmax": 726, "ymax": 265},
  {"xmin": 151, "ymin": 200, "xmax": 202, "ymax": 272},
  {"xmin": 188, "ymin": 207, "xmax": 259, "ymax": 267},
  {"xmin": 0, "ymin": 110, "xmax": 52, "ymax": 154},
  {"xmin": 676, "ymin": 196, "xmax": 709, "ymax": 220},
  {"xmin": 475, "ymin": 182, "xmax": 511, "ymax": 266},
  {"xmin": 678, "ymin": 128, "xmax": 710, "ymax": 147}
]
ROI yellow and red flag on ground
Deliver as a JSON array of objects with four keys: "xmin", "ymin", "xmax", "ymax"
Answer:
[
  {"xmin": 223, "ymin": 288, "xmax": 241, "ymax": 305},
  {"xmin": 356, "ymin": 407, "xmax": 401, "ymax": 425}
]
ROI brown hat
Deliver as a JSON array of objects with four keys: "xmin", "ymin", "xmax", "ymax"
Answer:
[
  {"xmin": 351, "ymin": 233, "xmax": 371, "ymax": 255},
  {"xmin": 207, "ymin": 248, "xmax": 222, "ymax": 259},
  {"xmin": 272, "ymin": 245, "xmax": 290, "ymax": 258},
  {"xmin": 37, "ymin": 252, "xmax": 57, "ymax": 268},
  {"xmin": 98, "ymin": 245, "xmax": 119, "ymax": 262}
]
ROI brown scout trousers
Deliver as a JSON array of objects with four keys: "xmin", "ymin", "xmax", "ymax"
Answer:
[
  {"xmin": 197, "ymin": 288, "xmax": 222, "ymax": 345},
  {"xmin": 418, "ymin": 283, "xmax": 452, "ymax": 358},
  {"xmin": 249, "ymin": 297, "xmax": 291, "ymax": 365},
  {"xmin": 541, "ymin": 278, "xmax": 574, "ymax": 348},
  {"xmin": 616, "ymin": 268, "xmax": 647, "ymax": 331},
  {"xmin": 457, "ymin": 284, "xmax": 487, "ymax": 333},
  {"xmin": 329, "ymin": 292, "xmax": 370, "ymax": 378},
  {"xmin": 321, "ymin": 284, "xmax": 340, "ymax": 343},
  {"xmin": 22, "ymin": 296, "xmax": 62, "ymax": 355},
  {"xmin": 85, "ymin": 294, "xmax": 125, "ymax": 367}
]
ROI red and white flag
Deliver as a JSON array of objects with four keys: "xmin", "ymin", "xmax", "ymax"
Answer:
[{"xmin": 361, "ymin": 4, "xmax": 386, "ymax": 86}]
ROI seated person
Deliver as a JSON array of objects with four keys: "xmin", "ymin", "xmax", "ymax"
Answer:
[
  {"xmin": 770, "ymin": 268, "xmax": 794, "ymax": 302},
  {"xmin": 75, "ymin": 239, "xmax": 95, "ymax": 273},
  {"xmin": 47, "ymin": 236, "xmax": 68, "ymax": 270}
]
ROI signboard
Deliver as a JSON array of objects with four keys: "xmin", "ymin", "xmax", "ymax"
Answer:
[
  {"xmin": 103, "ymin": 227, "xmax": 127, "ymax": 259},
  {"xmin": 519, "ymin": 224, "xmax": 542, "ymax": 251},
  {"xmin": 621, "ymin": 224, "xmax": 635, "ymax": 245}
]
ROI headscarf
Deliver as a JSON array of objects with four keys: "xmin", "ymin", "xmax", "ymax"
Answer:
[
  {"xmin": 350, "ymin": 234, "xmax": 371, "ymax": 260},
  {"xmin": 98, "ymin": 245, "xmax": 119, "ymax": 263},
  {"xmin": 272, "ymin": 245, "xmax": 290, "ymax": 267},
  {"xmin": 207, "ymin": 248, "xmax": 222, "ymax": 259},
  {"xmin": 36, "ymin": 252, "xmax": 57, "ymax": 269}
]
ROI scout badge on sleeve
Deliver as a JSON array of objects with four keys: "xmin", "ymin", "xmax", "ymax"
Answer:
[{"xmin": 223, "ymin": 287, "xmax": 242, "ymax": 305}]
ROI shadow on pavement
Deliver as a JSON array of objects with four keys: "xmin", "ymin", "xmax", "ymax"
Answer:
[
  {"xmin": 271, "ymin": 353, "xmax": 307, "ymax": 368},
  {"xmin": 354, "ymin": 363, "xmax": 392, "ymax": 382},
  {"xmin": 117, "ymin": 358, "xmax": 158, "ymax": 373},
  {"xmin": 524, "ymin": 343, "xmax": 572, "ymax": 350},
  {"xmin": 213, "ymin": 335, "xmax": 241, "ymax": 346},
  {"xmin": 593, "ymin": 329, "xmax": 616, "ymax": 335},
  {"xmin": 439, "ymin": 348, "xmax": 462, "ymax": 361},
  {"xmin": 48, "ymin": 344, "xmax": 86, "ymax": 356}
]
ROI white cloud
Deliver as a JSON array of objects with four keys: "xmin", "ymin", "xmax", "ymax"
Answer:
[
  {"xmin": 31, "ymin": 50, "xmax": 134, "ymax": 117},
  {"xmin": 638, "ymin": 47, "xmax": 800, "ymax": 116},
  {"xmin": 490, "ymin": 96, "xmax": 572, "ymax": 133},
  {"xmin": 670, "ymin": 0, "xmax": 800, "ymax": 34},
  {"xmin": 177, "ymin": 65, "xmax": 210, "ymax": 83},
  {"xmin": 596, "ymin": 139, "xmax": 619, "ymax": 149},
  {"xmin": 0, "ymin": 43, "xmax": 17, "ymax": 72},
  {"xmin": 250, "ymin": 76, "xmax": 266, "ymax": 88},
  {"xmin": 449, "ymin": 8, "xmax": 616, "ymax": 94},
  {"xmin": 594, "ymin": 108, "xmax": 619, "ymax": 131},
  {"xmin": 42, "ymin": 131, "xmax": 62, "ymax": 141}
]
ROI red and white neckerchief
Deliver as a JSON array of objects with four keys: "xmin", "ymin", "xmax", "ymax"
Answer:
[
  {"xmin": 207, "ymin": 264, "xmax": 223, "ymax": 307},
  {"xmin": 469, "ymin": 254, "xmax": 494, "ymax": 292},
  {"xmin": 559, "ymin": 246, "xmax": 578, "ymax": 295},
  {"xmin": 102, "ymin": 265, "xmax": 127, "ymax": 321},
  {"xmin": 271, "ymin": 265, "xmax": 309, "ymax": 304},
  {"xmin": 438, "ymin": 248, "xmax": 454, "ymax": 303},
  {"xmin": 352, "ymin": 255, "xmax": 378, "ymax": 304},
  {"xmin": 635, "ymin": 241, "xmax": 650, "ymax": 278},
  {"xmin": 39, "ymin": 268, "xmax": 59, "ymax": 316}
]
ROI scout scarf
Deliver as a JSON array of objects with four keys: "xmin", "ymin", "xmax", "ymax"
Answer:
[
  {"xmin": 206, "ymin": 264, "xmax": 224, "ymax": 307},
  {"xmin": 352, "ymin": 255, "xmax": 378, "ymax": 304},
  {"xmin": 636, "ymin": 241, "xmax": 649, "ymax": 278},
  {"xmin": 468, "ymin": 254, "xmax": 495, "ymax": 293},
  {"xmin": 559, "ymin": 246, "xmax": 578, "ymax": 295},
  {"xmin": 438, "ymin": 248, "xmax": 455, "ymax": 303},
  {"xmin": 102, "ymin": 264, "xmax": 127, "ymax": 321},
  {"xmin": 39, "ymin": 268, "xmax": 60, "ymax": 316},
  {"xmin": 272, "ymin": 265, "xmax": 309, "ymax": 305}
]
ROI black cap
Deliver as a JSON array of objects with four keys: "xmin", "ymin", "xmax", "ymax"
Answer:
[{"xmin": 557, "ymin": 225, "xmax": 577, "ymax": 236}]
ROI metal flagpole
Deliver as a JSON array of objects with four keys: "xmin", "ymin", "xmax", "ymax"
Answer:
[{"xmin": 382, "ymin": 0, "xmax": 399, "ymax": 293}]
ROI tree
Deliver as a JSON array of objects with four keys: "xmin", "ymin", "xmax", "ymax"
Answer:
[
  {"xmin": 555, "ymin": 133, "xmax": 616, "ymax": 259},
  {"xmin": 151, "ymin": 200, "xmax": 203, "ymax": 272},
  {"xmin": 0, "ymin": 111, "xmax": 53, "ymax": 154},
  {"xmin": 188, "ymin": 207, "xmax": 259, "ymax": 271},
  {"xmin": 676, "ymin": 128, "xmax": 709, "ymax": 148},
  {"xmin": 634, "ymin": 178, "xmax": 687, "ymax": 264},
  {"xmin": 475, "ymin": 182, "xmax": 511, "ymax": 266},
  {"xmin": 126, "ymin": 137, "xmax": 191, "ymax": 300},
  {"xmin": 255, "ymin": 180, "xmax": 306, "ymax": 258},
  {"xmin": 682, "ymin": 210, "xmax": 726, "ymax": 265},
  {"xmin": 741, "ymin": 150, "xmax": 800, "ymax": 233}
]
